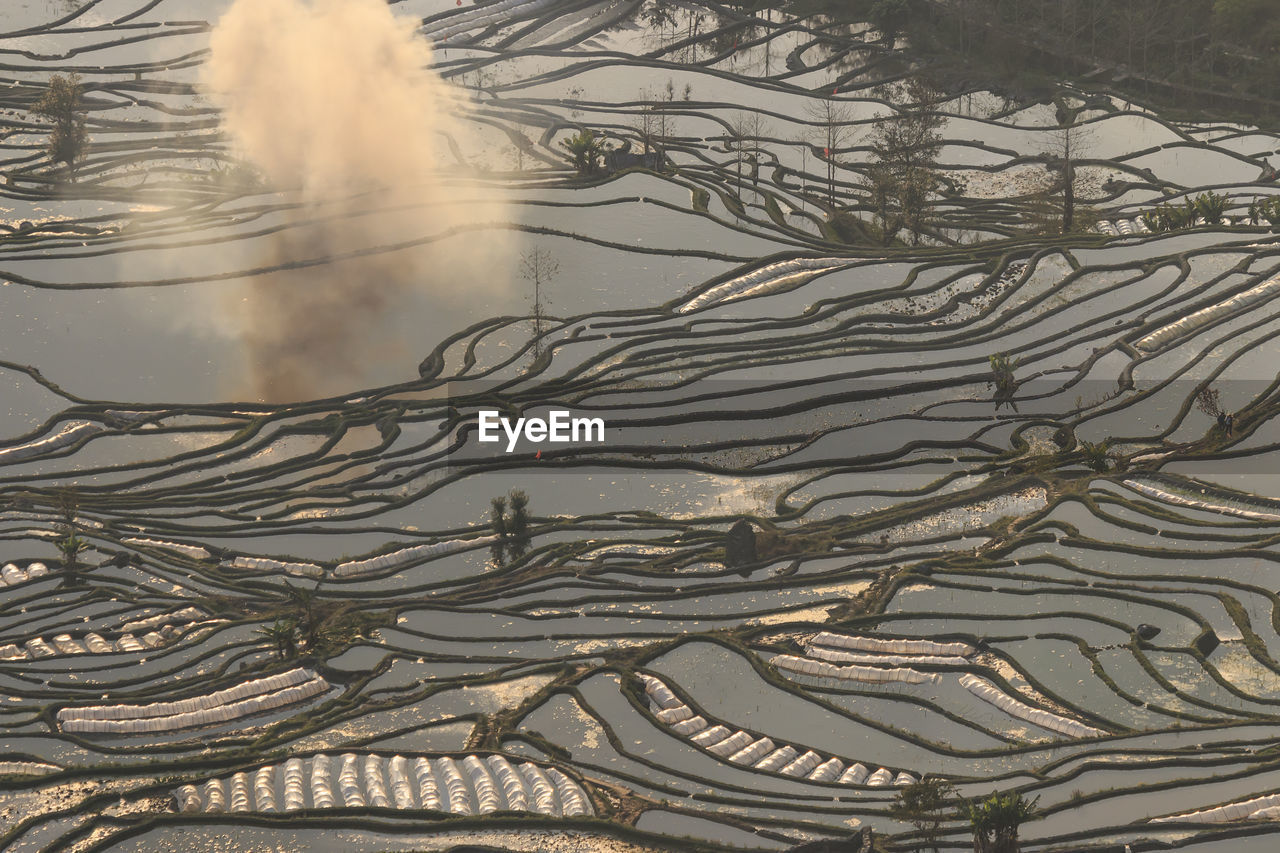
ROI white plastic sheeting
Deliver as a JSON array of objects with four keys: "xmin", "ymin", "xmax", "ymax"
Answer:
[
  {"xmin": 689, "ymin": 724, "xmax": 730, "ymax": 747},
  {"xmin": 202, "ymin": 778, "xmax": 225, "ymax": 813},
  {"xmin": 546, "ymin": 767, "xmax": 590, "ymax": 817},
  {"xmin": 311, "ymin": 755, "xmax": 334, "ymax": 808},
  {"xmin": 58, "ymin": 668, "xmax": 328, "ymax": 734},
  {"xmin": 810, "ymin": 631, "xmax": 974, "ymax": 658},
  {"xmin": 334, "ymin": 537, "xmax": 497, "ymax": 578},
  {"xmin": 51, "ymin": 634, "xmax": 86, "ymax": 655},
  {"xmin": 488, "ymin": 755, "xmax": 529, "ymax": 811},
  {"xmin": 389, "ymin": 755, "xmax": 415, "ymax": 809},
  {"xmin": 1152, "ymin": 792, "xmax": 1280, "ymax": 823},
  {"xmin": 437, "ymin": 757, "xmax": 472, "ymax": 815},
  {"xmin": 413, "ymin": 757, "xmax": 442, "ymax": 811},
  {"xmin": 705, "ymin": 730, "xmax": 753, "ymax": 758},
  {"xmin": 728, "ymin": 737, "xmax": 775, "ymax": 765},
  {"xmin": 677, "ymin": 257, "xmax": 853, "ymax": 314},
  {"xmin": 519, "ymin": 762, "xmax": 559, "ymax": 816},
  {"xmin": 807, "ymin": 645, "xmax": 970, "ymax": 667},
  {"xmin": 121, "ymin": 538, "xmax": 210, "ymax": 561},
  {"xmin": 365, "ymin": 754, "xmax": 391, "ymax": 808},
  {"xmin": 772, "ymin": 654, "xmax": 941, "ymax": 685},
  {"xmin": 656, "ymin": 704, "xmax": 694, "ymax": 724},
  {"xmin": 837, "ymin": 763, "xmax": 869, "ymax": 785},
  {"xmin": 340, "ymin": 754, "xmax": 365, "ymax": 807},
  {"xmin": 283, "ymin": 758, "xmax": 305, "ymax": 811},
  {"xmin": 464, "ymin": 755, "xmax": 501, "ymax": 813},
  {"xmin": 639, "ymin": 673, "xmax": 924, "ymax": 786},
  {"xmin": 779, "ymin": 750, "xmax": 821, "ymax": 778},
  {"xmin": 0, "ymin": 563, "xmax": 32, "ymax": 586},
  {"xmin": 1136, "ymin": 274, "xmax": 1280, "ymax": 351},
  {"xmin": 121, "ymin": 607, "xmax": 205, "ymax": 634},
  {"xmin": 254, "ymin": 765, "xmax": 277, "ymax": 812},
  {"xmin": 0, "ymin": 421, "xmax": 102, "ymax": 466},
  {"xmin": 754, "ymin": 746, "xmax": 798, "ymax": 772},
  {"xmin": 865, "ymin": 767, "xmax": 894, "ymax": 787},
  {"xmin": 230, "ymin": 772, "xmax": 251, "ymax": 813},
  {"xmin": 960, "ymin": 674, "xmax": 1106, "ymax": 739},
  {"xmin": 1124, "ymin": 476, "xmax": 1280, "ymax": 522},
  {"xmin": 226, "ymin": 555, "xmax": 324, "ymax": 578},
  {"xmin": 176, "ymin": 785, "xmax": 200, "ymax": 813},
  {"xmin": 670, "ymin": 715, "xmax": 707, "ymax": 735},
  {"xmin": 808, "ymin": 758, "xmax": 844, "ymax": 782},
  {"xmin": 173, "ymin": 753, "xmax": 590, "ymax": 816}
]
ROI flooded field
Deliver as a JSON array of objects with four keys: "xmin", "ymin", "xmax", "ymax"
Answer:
[{"xmin": 3, "ymin": 1, "xmax": 1280, "ymax": 851}]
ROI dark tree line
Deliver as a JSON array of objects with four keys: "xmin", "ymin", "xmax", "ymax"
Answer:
[{"xmin": 778, "ymin": 0, "xmax": 1280, "ymax": 116}]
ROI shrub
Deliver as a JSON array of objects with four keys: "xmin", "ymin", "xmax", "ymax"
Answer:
[
  {"xmin": 32, "ymin": 73, "xmax": 88, "ymax": 179},
  {"xmin": 1192, "ymin": 191, "xmax": 1228, "ymax": 224}
]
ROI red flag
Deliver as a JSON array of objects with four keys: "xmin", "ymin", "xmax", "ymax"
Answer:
[{"xmin": 824, "ymin": 147, "xmax": 830, "ymax": 157}]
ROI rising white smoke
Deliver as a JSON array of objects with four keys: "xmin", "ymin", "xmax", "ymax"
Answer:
[{"xmin": 203, "ymin": 0, "xmax": 511, "ymax": 401}]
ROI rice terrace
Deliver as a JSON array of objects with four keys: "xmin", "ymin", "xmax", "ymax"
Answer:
[{"xmin": 3, "ymin": 0, "xmax": 1280, "ymax": 851}]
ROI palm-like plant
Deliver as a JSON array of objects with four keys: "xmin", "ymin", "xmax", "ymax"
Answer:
[
  {"xmin": 560, "ymin": 129, "xmax": 604, "ymax": 176},
  {"xmin": 1192, "ymin": 191, "xmax": 1228, "ymax": 225},
  {"xmin": 256, "ymin": 619, "xmax": 299, "ymax": 660},
  {"xmin": 967, "ymin": 791, "xmax": 1038, "ymax": 853},
  {"xmin": 988, "ymin": 352, "xmax": 1019, "ymax": 411}
]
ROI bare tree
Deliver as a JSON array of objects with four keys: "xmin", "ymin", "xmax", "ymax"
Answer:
[
  {"xmin": 728, "ymin": 111, "xmax": 770, "ymax": 196},
  {"xmin": 640, "ymin": 80, "xmax": 680, "ymax": 159},
  {"xmin": 805, "ymin": 97, "xmax": 854, "ymax": 205},
  {"xmin": 1043, "ymin": 113, "xmax": 1095, "ymax": 233},
  {"xmin": 520, "ymin": 247, "xmax": 560, "ymax": 358}
]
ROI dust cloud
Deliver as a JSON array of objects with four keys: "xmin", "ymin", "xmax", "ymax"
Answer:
[{"xmin": 203, "ymin": 0, "xmax": 512, "ymax": 401}]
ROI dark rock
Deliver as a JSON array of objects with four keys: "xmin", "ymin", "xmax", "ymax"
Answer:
[
  {"xmin": 1193, "ymin": 630, "xmax": 1220, "ymax": 657},
  {"xmin": 724, "ymin": 519, "xmax": 757, "ymax": 569},
  {"xmin": 1135, "ymin": 623, "xmax": 1160, "ymax": 640}
]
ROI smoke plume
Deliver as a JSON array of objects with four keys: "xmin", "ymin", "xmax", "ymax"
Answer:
[{"xmin": 203, "ymin": 0, "xmax": 511, "ymax": 401}]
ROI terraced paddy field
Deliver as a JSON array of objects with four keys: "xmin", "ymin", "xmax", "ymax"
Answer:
[{"xmin": 3, "ymin": 1, "xmax": 1280, "ymax": 851}]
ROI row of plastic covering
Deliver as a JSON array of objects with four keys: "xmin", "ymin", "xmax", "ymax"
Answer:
[
  {"xmin": 0, "ymin": 625, "xmax": 185, "ymax": 661},
  {"xmin": 0, "ymin": 562, "xmax": 49, "ymax": 586},
  {"xmin": 1136, "ymin": 274, "xmax": 1280, "ymax": 351},
  {"xmin": 225, "ymin": 555, "xmax": 324, "ymax": 578},
  {"xmin": 174, "ymin": 753, "xmax": 592, "ymax": 816},
  {"xmin": 121, "ymin": 537, "xmax": 211, "ymax": 560},
  {"xmin": 1095, "ymin": 218, "xmax": 1151, "ymax": 237},
  {"xmin": 677, "ymin": 257, "xmax": 852, "ymax": 314},
  {"xmin": 639, "ymin": 674, "xmax": 919, "ymax": 787},
  {"xmin": 807, "ymin": 645, "xmax": 970, "ymax": 668},
  {"xmin": 421, "ymin": 0, "xmax": 556, "ymax": 42},
  {"xmin": 59, "ymin": 669, "xmax": 326, "ymax": 733},
  {"xmin": 1123, "ymin": 477, "xmax": 1280, "ymax": 522},
  {"xmin": 772, "ymin": 654, "xmax": 941, "ymax": 685},
  {"xmin": 1152, "ymin": 792, "xmax": 1280, "ymax": 823},
  {"xmin": 959, "ymin": 675, "xmax": 1106, "ymax": 739},
  {"xmin": 333, "ymin": 537, "xmax": 495, "ymax": 578},
  {"xmin": 810, "ymin": 631, "xmax": 975, "ymax": 659},
  {"xmin": 0, "ymin": 421, "xmax": 101, "ymax": 466},
  {"xmin": 121, "ymin": 607, "xmax": 206, "ymax": 635}
]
